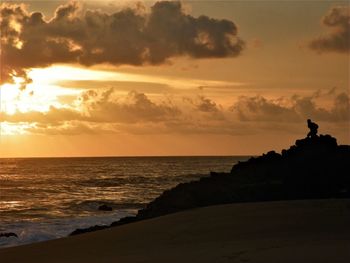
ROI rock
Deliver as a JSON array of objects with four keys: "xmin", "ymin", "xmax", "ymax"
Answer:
[
  {"xmin": 110, "ymin": 216, "xmax": 139, "ymax": 227},
  {"xmin": 137, "ymin": 133, "xmax": 349, "ymax": 219},
  {"xmin": 69, "ymin": 132, "xmax": 350, "ymax": 236},
  {"xmin": 70, "ymin": 225, "xmax": 109, "ymax": 236},
  {"xmin": 98, "ymin": 204, "xmax": 113, "ymax": 211},
  {"xmin": 0, "ymin": 232, "xmax": 18, "ymax": 238}
]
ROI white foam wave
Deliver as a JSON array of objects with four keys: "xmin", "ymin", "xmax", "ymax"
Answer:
[{"xmin": 0, "ymin": 209, "xmax": 136, "ymax": 248}]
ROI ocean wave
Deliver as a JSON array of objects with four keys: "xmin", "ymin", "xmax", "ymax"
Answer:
[
  {"xmin": 68, "ymin": 200, "xmax": 146, "ymax": 211},
  {"xmin": 0, "ymin": 209, "xmax": 136, "ymax": 248},
  {"xmin": 0, "ymin": 156, "xmax": 243, "ymax": 248}
]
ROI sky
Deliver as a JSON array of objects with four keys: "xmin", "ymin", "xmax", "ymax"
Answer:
[{"xmin": 0, "ymin": 0, "xmax": 349, "ymax": 157}]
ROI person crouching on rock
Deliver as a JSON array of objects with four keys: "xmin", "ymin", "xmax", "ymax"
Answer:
[{"xmin": 307, "ymin": 119, "xmax": 318, "ymax": 138}]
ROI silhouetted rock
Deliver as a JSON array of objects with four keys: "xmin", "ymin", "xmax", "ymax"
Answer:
[
  {"xmin": 70, "ymin": 225, "xmax": 109, "ymax": 236},
  {"xmin": 70, "ymin": 132, "xmax": 350, "ymax": 235},
  {"xmin": 0, "ymin": 232, "xmax": 18, "ymax": 238},
  {"xmin": 98, "ymin": 204, "xmax": 113, "ymax": 211},
  {"xmin": 136, "ymin": 133, "xmax": 349, "ymax": 219},
  {"xmin": 110, "ymin": 216, "xmax": 139, "ymax": 227}
]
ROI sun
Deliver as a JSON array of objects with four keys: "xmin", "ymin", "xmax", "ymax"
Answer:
[
  {"xmin": 0, "ymin": 83, "xmax": 20, "ymax": 115},
  {"xmin": 0, "ymin": 65, "xmax": 118, "ymax": 117},
  {"xmin": 0, "ymin": 67, "xmax": 79, "ymax": 135},
  {"xmin": 1, "ymin": 66, "xmax": 89, "ymax": 116},
  {"xmin": 0, "ymin": 79, "xmax": 53, "ymax": 115}
]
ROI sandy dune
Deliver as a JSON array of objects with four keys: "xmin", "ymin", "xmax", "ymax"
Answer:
[{"xmin": 1, "ymin": 199, "xmax": 350, "ymax": 263}]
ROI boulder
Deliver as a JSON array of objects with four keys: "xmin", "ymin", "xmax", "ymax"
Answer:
[
  {"xmin": 98, "ymin": 204, "xmax": 113, "ymax": 211},
  {"xmin": 0, "ymin": 232, "xmax": 18, "ymax": 238}
]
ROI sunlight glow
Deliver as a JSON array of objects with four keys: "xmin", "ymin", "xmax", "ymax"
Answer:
[
  {"xmin": 0, "ymin": 122, "xmax": 31, "ymax": 135},
  {"xmin": 28, "ymin": 65, "xmax": 130, "ymax": 84},
  {"xmin": 0, "ymin": 81, "xmax": 78, "ymax": 115},
  {"xmin": 28, "ymin": 65, "xmax": 242, "ymax": 90},
  {"xmin": 0, "ymin": 64, "xmax": 247, "ymax": 136}
]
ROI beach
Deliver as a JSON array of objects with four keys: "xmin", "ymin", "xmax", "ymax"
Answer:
[{"xmin": 1, "ymin": 199, "xmax": 349, "ymax": 263}]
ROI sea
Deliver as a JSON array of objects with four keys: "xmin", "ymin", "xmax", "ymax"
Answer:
[{"xmin": 0, "ymin": 156, "xmax": 249, "ymax": 248}]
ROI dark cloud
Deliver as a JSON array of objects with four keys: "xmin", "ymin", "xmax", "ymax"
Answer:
[
  {"xmin": 0, "ymin": 1, "xmax": 245, "ymax": 85},
  {"xmin": 309, "ymin": 6, "xmax": 350, "ymax": 53}
]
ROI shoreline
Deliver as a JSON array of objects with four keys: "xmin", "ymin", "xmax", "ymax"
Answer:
[{"xmin": 1, "ymin": 199, "xmax": 350, "ymax": 263}]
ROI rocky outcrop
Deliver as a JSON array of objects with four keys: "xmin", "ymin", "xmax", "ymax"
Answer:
[
  {"xmin": 70, "ymin": 134, "xmax": 350, "ymax": 236},
  {"xmin": 137, "ymin": 135, "xmax": 349, "ymax": 219}
]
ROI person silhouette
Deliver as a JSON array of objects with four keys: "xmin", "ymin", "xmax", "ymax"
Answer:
[{"xmin": 307, "ymin": 119, "xmax": 318, "ymax": 138}]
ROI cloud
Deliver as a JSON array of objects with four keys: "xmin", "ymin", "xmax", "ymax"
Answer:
[
  {"xmin": 231, "ymin": 95, "xmax": 299, "ymax": 122},
  {"xmin": 25, "ymin": 121, "xmax": 102, "ymax": 136},
  {"xmin": 2, "ymin": 89, "xmax": 348, "ymax": 136},
  {"xmin": 0, "ymin": 1, "xmax": 245, "ymax": 85},
  {"xmin": 184, "ymin": 95, "xmax": 221, "ymax": 113},
  {"xmin": 57, "ymin": 79, "xmax": 174, "ymax": 94},
  {"xmin": 0, "ymin": 89, "xmax": 181, "ymax": 124},
  {"xmin": 0, "ymin": 106, "xmax": 83, "ymax": 124},
  {"xmin": 80, "ymin": 89, "xmax": 181, "ymax": 123},
  {"xmin": 195, "ymin": 96, "xmax": 220, "ymax": 113},
  {"xmin": 309, "ymin": 6, "xmax": 350, "ymax": 54},
  {"xmin": 231, "ymin": 92, "xmax": 350, "ymax": 122},
  {"xmin": 332, "ymin": 92, "xmax": 350, "ymax": 121}
]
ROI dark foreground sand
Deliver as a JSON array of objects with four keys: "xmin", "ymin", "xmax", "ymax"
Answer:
[{"xmin": 1, "ymin": 199, "xmax": 350, "ymax": 263}]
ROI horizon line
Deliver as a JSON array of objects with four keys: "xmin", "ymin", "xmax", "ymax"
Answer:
[{"xmin": 0, "ymin": 154, "xmax": 255, "ymax": 159}]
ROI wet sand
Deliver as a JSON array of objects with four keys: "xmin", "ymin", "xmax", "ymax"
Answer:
[{"xmin": 1, "ymin": 199, "xmax": 350, "ymax": 263}]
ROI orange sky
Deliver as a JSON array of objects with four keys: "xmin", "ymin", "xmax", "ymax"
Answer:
[{"xmin": 0, "ymin": 0, "xmax": 349, "ymax": 157}]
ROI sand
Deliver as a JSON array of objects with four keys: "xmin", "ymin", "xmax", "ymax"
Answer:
[{"xmin": 1, "ymin": 199, "xmax": 350, "ymax": 263}]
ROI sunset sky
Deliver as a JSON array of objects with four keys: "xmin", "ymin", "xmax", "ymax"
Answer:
[{"xmin": 0, "ymin": 0, "xmax": 349, "ymax": 157}]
